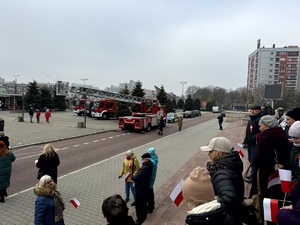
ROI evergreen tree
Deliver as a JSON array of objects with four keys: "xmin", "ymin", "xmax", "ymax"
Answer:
[
  {"xmin": 156, "ymin": 85, "xmax": 168, "ymax": 105},
  {"xmin": 53, "ymin": 92, "xmax": 66, "ymax": 111},
  {"xmin": 184, "ymin": 94, "xmax": 194, "ymax": 111},
  {"xmin": 193, "ymin": 98, "xmax": 201, "ymax": 110},
  {"xmin": 165, "ymin": 98, "xmax": 174, "ymax": 113},
  {"xmin": 171, "ymin": 99, "xmax": 177, "ymax": 110},
  {"xmin": 131, "ymin": 81, "xmax": 145, "ymax": 97},
  {"xmin": 116, "ymin": 85, "xmax": 131, "ymax": 118},
  {"xmin": 177, "ymin": 99, "xmax": 184, "ymax": 109},
  {"xmin": 40, "ymin": 86, "xmax": 54, "ymax": 110},
  {"xmin": 24, "ymin": 81, "xmax": 41, "ymax": 110}
]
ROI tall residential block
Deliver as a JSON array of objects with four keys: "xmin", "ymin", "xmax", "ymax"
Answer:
[{"xmin": 247, "ymin": 42, "xmax": 300, "ymax": 108}]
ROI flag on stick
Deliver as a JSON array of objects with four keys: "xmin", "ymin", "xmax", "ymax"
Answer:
[
  {"xmin": 69, "ymin": 197, "xmax": 80, "ymax": 208},
  {"xmin": 263, "ymin": 198, "xmax": 278, "ymax": 222},
  {"xmin": 124, "ymin": 172, "xmax": 131, "ymax": 182},
  {"xmin": 268, "ymin": 171, "xmax": 280, "ymax": 189},
  {"xmin": 170, "ymin": 179, "xmax": 184, "ymax": 207},
  {"xmin": 278, "ymin": 169, "xmax": 292, "ymax": 193}
]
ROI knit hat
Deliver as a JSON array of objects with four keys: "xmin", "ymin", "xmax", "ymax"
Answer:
[
  {"xmin": 259, "ymin": 115, "xmax": 278, "ymax": 128},
  {"xmin": 38, "ymin": 175, "xmax": 52, "ymax": 188},
  {"xmin": 182, "ymin": 167, "xmax": 215, "ymax": 210},
  {"xmin": 125, "ymin": 150, "xmax": 133, "ymax": 157},
  {"xmin": 289, "ymin": 121, "xmax": 300, "ymax": 137},
  {"xmin": 200, "ymin": 137, "xmax": 233, "ymax": 153},
  {"xmin": 286, "ymin": 108, "xmax": 300, "ymax": 121},
  {"xmin": 147, "ymin": 147, "xmax": 155, "ymax": 155}
]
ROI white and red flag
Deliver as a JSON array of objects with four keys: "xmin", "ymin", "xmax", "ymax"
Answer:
[
  {"xmin": 268, "ymin": 171, "xmax": 280, "ymax": 189},
  {"xmin": 278, "ymin": 169, "xmax": 292, "ymax": 193},
  {"xmin": 263, "ymin": 198, "xmax": 278, "ymax": 222},
  {"xmin": 124, "ymin": 172, "xmax": 131, "ymax": 182},
  {"xmin": 170, "ymin": 179, "xmax": 184, "ymax": 207},
  {"xmin": 69, "ymin": 197, "xmax": 80, "ymax": 208},
  {"xmin": 237, "ymin": 149, "xmax": 244, "ymax": 158}
]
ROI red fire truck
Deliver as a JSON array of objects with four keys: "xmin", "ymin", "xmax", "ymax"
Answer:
[
  {"xmin": 67, "ymin": 85, "xmax": 166, "ymax": 131},
  {"xmin": 73, "ymin": 99, "xmax": 93, "ymax": 117},
  {"xmin": 91, "ymin": 99, "xmax": 117, "ymax": 120}
]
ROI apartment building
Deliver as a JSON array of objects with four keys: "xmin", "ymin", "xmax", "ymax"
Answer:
[{"xmin": 247, "ymin": 42, "xmax": 300, "ymax": 108}]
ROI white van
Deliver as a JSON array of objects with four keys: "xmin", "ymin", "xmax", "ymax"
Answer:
[{"xmin": 212, "ymin": 106, "xmax": 220, "ymax": 113}]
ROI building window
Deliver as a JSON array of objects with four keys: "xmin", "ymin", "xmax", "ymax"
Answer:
[{"xmin": 269, "ymin": 70, "xmax": 273, "ymax": 72}]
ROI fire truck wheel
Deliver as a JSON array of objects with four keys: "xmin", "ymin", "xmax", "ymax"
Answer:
[{"xmin": 102, "ymin": 113, "xmax": 109, "ymax": 120}]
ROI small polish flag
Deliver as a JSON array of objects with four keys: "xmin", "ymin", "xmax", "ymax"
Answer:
[
  {"xmin": 69, "ymin": 197, "xmax": 80, "ymax": 208},
  {"xmin": 263, "ymin": 198, "xmax": 278, "ymax": 222},
  {"xmin": 278, "ymin": 169, "xmax": 292, "ymax": 193},
  {"xmin": 237, "ymin": 149, "xmax": 244, "ymax": 158},
  {"xmin": 170, "ymin": 179, "xmax": 184, "ymax": 207},
  {"xmin": 124, "ymin": 172, "xmax": 131, "ymax": 182},
  {"xmin": 268, "ymin": 171, "xmax": 280, "ymax": 189}
]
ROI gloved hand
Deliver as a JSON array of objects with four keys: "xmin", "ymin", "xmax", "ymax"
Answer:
[{"xmin": 118, "ymin": 176, "xmax": 122, "ymax": 179}]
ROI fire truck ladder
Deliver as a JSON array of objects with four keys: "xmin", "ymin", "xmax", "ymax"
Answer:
[{"xmin": 69, "ymin": 86, "xmax": 153, "ymax": 104}]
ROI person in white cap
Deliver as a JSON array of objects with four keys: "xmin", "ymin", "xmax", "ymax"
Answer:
[
  {"xmin": 118, "ymin": 150, "xmax": 140, "ymax": 206},
  {"xmin": 201, "ymin": 137, "xmax": 244, "ymax": 225},
  {"xmin": 288, "ymin": 121, "xmax": 300, "ymax": 182}
]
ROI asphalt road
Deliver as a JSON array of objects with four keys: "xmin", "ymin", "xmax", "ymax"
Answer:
[{"xmin": 9, "ymin": 113, "xmax": 216, "ymax": 195}]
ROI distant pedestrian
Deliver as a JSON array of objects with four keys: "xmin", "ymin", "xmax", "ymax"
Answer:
[
  {"xmin": 118, "ymin": 150, "xmax": 140, "ymax": 206},
  {"xmin": 34, "ymin": 175, "xmax": 65, "ymax": 225},
  {"xmin": 157, "ymin": 116, "xmax": 164, "ymax": 135},
  {"xmin": 146, "ymin": 147, "xmax": 158, "ymax": 213},
  {"xmin": 45, "ymin": 109, "xmax": 51, "ymax": 123},
  {"xmin": 36, "ymin": 144, "xmax": 60, "ymax": 183},
  {"xmin": 0, "ymin": 141, "xmax": 16, "ymax": 203},
  {"xmin": 178, "ymin": 116, "xmax": 183, "ymax": 131},
  {"xmin": 29, "ymin": 107, "xmax": 34, "ymax": 123},
  {"xmin": 36, "ymin": 109, "xmax": 41, "ymax": 123},
  {"xmin": 0, "ymin": 117, "xmax": 4, "ymax": 131},
  {"xmin": 217, "ymin": 113, "xmax": 223, "ymax": 130},
  {"xmin": 132, "ymin": 153, "xmax": 153, "ymax": 225},
  {"xmin": 102, "ymin": 194, "xmax": 135, "ymax": 225},
  {"xmin": 0, "ymin": 131, "xmax": 10, "ymax": 149}
]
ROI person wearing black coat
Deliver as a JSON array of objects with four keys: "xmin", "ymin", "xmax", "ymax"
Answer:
[
  {"xmin": 36, "ymin": 144, "xmax": 60, "ymax": 184},
  {"xmin": 157, "ymin": 116, "xmax": 164, "ymax": 135},
  {"xmin": 201, "ymin": 137, "xmax": 244, "ymax": 225},
  {"xmin": 131, "ymin": 153, "xmax": 153, "ymax": 225}
]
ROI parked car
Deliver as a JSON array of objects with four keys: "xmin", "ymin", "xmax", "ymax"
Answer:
[
  {"xmin": 192, "ymin": 110, "xmax": 201, "ymax": 117},
  {"xmin": 183, "ymin": 110, "xmax": 195, "ymax": 118},
  {"xmin": 167, "ymin": 112, "xmax": 179, "ymax": 123}
]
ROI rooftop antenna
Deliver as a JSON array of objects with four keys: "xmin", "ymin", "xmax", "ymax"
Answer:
[{"xmin": 40, "ymin": 71, "xmax": 57, "ymax": 82}]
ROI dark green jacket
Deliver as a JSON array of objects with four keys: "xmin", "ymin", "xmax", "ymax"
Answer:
[{"xmin": 0, "ymin": 151, "xmax": 16, "ymax": 190}]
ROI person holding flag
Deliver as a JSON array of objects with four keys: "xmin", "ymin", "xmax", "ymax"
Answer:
[
  {"xmin": 118, "ymin": 150, "xmax": 140, "ymax": 206},
  {"xmin": 250, "ymin": 115, "xmax": 290, "ymax": 224},
  {"xmin": 288, "ymin": 121, "xmax": 300, "ymax": 182},
  {"xmin": 277, "ymin": 179, "xmax": 300, "ymax": 225}
]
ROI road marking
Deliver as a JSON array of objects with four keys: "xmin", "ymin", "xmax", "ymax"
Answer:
[
  {"xmin": 83, "ymin": 142, "xmax": 89, "ymax": 145},
  {"xmin": 73, "ymin": 145, "xmax": 80, "ymax": 147},
  {"xmin": 93, "ymin": 140, "xmax": 99, "ymax": 142},
  {"xmin": 101, "ymin": 138, "xmax": 107, "ymax": 140}
]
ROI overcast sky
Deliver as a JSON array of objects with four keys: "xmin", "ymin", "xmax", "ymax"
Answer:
[{"xmin": 1, "ymin": 0, "xmax": 300, "ymax": 96}]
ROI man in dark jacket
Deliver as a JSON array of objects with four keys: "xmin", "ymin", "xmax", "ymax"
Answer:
[
  {"xmin": 243, "ymin": 105, "xmax": 261, "ymax": 182},
  {"xmin": 132, "ymin": 153, "xmax": 153, "ymax": 225}
]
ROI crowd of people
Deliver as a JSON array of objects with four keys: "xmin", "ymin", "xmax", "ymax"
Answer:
[{"xmin": 2, "ymin": 105, "xmax": 300, "ymax": 225}]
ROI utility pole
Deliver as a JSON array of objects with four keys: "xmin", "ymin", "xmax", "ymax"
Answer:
[
  {"xmin": 180, "ymin": 81, "xmax": 187, "ymax": 98},
  {"xmin": 81, "ymin": 78, "xmax": 88, "ymax": 87}
]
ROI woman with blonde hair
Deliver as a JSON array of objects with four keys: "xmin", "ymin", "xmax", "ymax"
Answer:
[
  {"xmin": 34, "ymin": 175, "xmax": 65, "ymax": 225},
  {"xmin": 201, "ymin": 137, "xmax": 244, "ymax": 225},
  {"xmin": 0, "ymin": 141, "xmax": 16, "ymax": 203},
  {"xmin": 36, "ymin": 144, "xmax": 60, "ymax": 183}
]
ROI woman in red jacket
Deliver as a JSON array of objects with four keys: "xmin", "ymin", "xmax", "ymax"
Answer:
[{"xmin": 45, "ymin": 109, "xmax": 51, "ymax": 123}]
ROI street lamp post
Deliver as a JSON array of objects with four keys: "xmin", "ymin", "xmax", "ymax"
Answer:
[
  {"xmin": 12, "ymin": 75, "xmax": 20, "ymax": 110},
  {"xmin": 180, "ymin": 81, "xmax": 187, "ymax": 98},
  {"xmin": 80, "ymin": 78, "xmax": 88, "ymax": 128}
]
